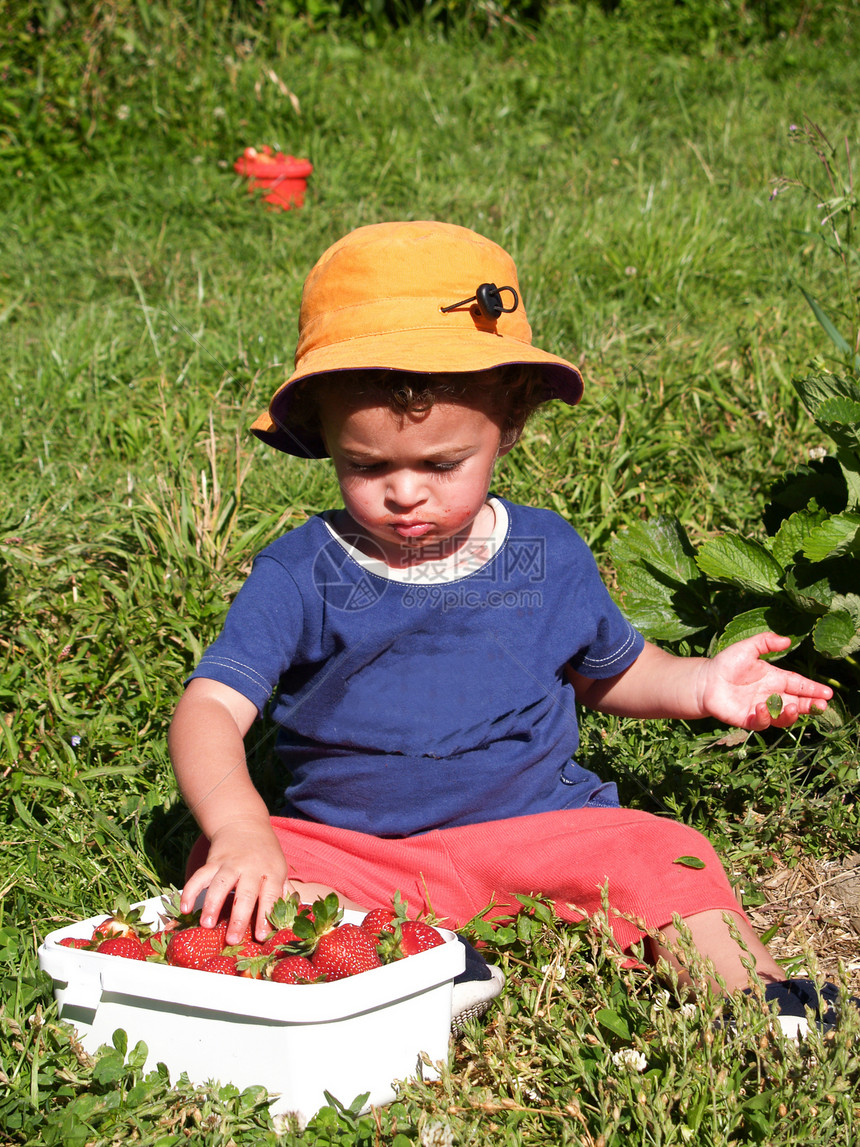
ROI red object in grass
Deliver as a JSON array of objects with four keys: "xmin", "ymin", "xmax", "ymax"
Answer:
[{"xmin": 233, "ymin": 146, "xmax": 313, "ymax": 211}]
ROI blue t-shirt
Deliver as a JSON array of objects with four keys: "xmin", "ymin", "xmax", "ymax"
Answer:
[{"xmin": 189, "ymin": 498, "xmax": 644, "ymax": 836}]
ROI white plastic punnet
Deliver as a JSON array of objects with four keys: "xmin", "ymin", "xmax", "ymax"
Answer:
[{"xmin": 38, "ymin": 897, "xmax": 464, "ymax": 1124}]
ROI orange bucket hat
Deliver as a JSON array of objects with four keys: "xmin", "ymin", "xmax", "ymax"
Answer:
[{"xmin": 251, "ymin": 220, "xmax": 584, "ymax": 457}]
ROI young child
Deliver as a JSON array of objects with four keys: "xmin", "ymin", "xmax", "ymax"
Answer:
[{"xmin": 170, "ymin": 220, "xmax": 845, "ymax": 1034}]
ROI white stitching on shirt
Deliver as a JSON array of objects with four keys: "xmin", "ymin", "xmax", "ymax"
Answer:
[
  {"xmin": 196, "ymin": 656, "xmax": 271, "ymax": 692},
  {"xmin": 577, "ymin": 626, "xmax": 639, "ymax": 671}
]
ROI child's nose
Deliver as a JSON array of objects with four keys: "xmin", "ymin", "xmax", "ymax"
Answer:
[{"xmin": 385, "ymin": 471, "xmax": 426, "ymax": 509}]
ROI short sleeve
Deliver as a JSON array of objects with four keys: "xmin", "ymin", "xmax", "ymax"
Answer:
[
  {"xmin": 554, "ymin": 522, "xmax": 644, "ymax": 679},
  {"xmin": 187, "ymin": 553, "xmax": 304, "ymax": 714}
]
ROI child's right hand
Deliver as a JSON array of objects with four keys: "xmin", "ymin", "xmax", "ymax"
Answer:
[{"xmin": 180, "ymin": 818, "xmax": 292, "ymax": 945}]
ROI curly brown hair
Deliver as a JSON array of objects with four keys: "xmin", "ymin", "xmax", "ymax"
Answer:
[{"xmin": 286, "ymin": 365, "xmax": 548, "ymax": 449}]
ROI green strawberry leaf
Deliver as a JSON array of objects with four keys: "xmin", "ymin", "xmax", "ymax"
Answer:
[
  {"xmin": 673, "ymin": 856, "xmax": 706, "ymax": 870},
  {"xmin": 763, "ymin": 456, "xmax": 848, "ymax": 532},
  {"xmin": 772, "ymin": 508, "xmax": 829, "ymax": 566},
  {"xmin": 266, "ymin": 893, "xmax": 302, "ymax": 931},
  {"xmin": 782, "ymin": 562, "xmax": 835, "ymax": 614},
  {"xmin": 796, "ymin": 371, "xmax": 860, "ymax": 409},
  {"xmin": 812, "ymin": 595, "xmax": 860, "ymax": 657},
  {"xmin": 609, "ymin": 515, "xmax": 702, "ymax": 586},
  {"xmin": 614, "ymin": 561, "xmax": 711, "ymax": 640},
  {"xmin": 816, "ymin": 396, "xmax": 860, "ymax": 453},
  {"xmin": 802, "ymin": 512, "xmax": 860, "ymax": 562},
  {"xmin": 714, "ymin": 606, "xmax": 813, "ymax": 654},
  {"xmin": 611, "ymin": 518, "xmax": 712, "ymax": 640},
  {"xmin": 695, "ymin": 535, "xmax": 783, "ymax": 594}
]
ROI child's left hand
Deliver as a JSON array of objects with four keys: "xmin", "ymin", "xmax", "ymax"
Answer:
[{"xmin": 700, "ymin": 632, "xmax": 833, "ymax": 730}]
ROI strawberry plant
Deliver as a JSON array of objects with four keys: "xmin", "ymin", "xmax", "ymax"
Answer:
[
  {"xmin": 609, "ymin": 369, "xmax": 860, "ymax": 723},
  {"xmin": 610, "ymin": 119, "xmax": 860, "ymax": 725}
]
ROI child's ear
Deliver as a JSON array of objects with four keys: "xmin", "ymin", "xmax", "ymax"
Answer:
[{"xmin": 497, "ymin": 428, "xmax": 521, "ymax": 457}]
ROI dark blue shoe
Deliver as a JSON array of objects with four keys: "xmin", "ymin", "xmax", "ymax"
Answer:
[
  {"xmin": 746, "ymin": 978, "xmax": 860, "ymax": 1038},
  {"xmin": 451, "ymin": 936, "xmax": 504, "ymax": 1036}
]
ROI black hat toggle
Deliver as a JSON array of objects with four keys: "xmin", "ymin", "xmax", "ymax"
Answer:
[{"xmin": 440, "ymin": 282, "xmax": 519, "ymax": 321}]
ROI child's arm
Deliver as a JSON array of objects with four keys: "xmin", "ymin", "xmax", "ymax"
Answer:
[
  {"xmin": 568, "ymin": 632, "xmax": 832, "ymax": 729},
  {"xmin": 168, "ymin": 677, "xmax": 291, "ymax": 943}
]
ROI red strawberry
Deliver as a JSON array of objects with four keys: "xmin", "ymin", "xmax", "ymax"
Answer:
[
  {"xmin": 59, "ymin": 936, "xmax": 93, "ymax": 950},
  {"xmin": 95, "ymin": 935, "xmax": 148, "ymax": 961},
  {"xmin": 166, "ymin": 926, "xmax": 226, "ymax": 970},
  {"xmin": 288, "ymin": 892, "xmax": 341, "ymax": 948},
  {"xmin": 311, "ymin": 923, "xmax": 383, "ymax": 981},
  {"xmin": 377, "ymin": 920, "xmax": 444, "ymax": 963},
  {"xmin": 227, "ymin": 938, "xmax": 264, "ymax": 959},
  {"xmin": 260, "ymin": 927, "xmax": 301, "ymax": 955},
  {"xmin": 360, "ymin": 908, "xmax": 398, "ymax": 936},
  {"xmin": 226, "ymin": 940, "xmax": 268, "ymax": 979},
  {"xmin": 200, "ymin": 955, "xmax": 238, "ymax": 976},
  {"xmin": 268, "ymin": 955, "xmax": 319, "ymax": 984},
  {"xmin": 140, "ymin": 929, "xmax": 173, "ymax": 960},
  {"xmin": 398, "ymin": 921, "xmax": 443, "ymax": 955},
  {"xmin": 90, "ymin": 896, "xmax": 145, "ymax": 942},
  {"xmin": 360, "ymin": 891, "xmax": 409, "ymax": 937}
]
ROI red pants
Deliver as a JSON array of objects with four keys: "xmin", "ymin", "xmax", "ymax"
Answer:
[{"xmin": 186, "ymin": 808, "xmax": 746, "ymax": 951}]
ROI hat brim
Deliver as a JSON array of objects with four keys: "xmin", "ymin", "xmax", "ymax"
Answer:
[{"xmin": 250, "ymin": 331, "xmax": 583, "ymax": 458}]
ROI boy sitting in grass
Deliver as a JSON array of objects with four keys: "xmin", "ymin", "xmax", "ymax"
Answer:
[{"xmin": 169, "ymin": 220, "xmax": 852, "ymax": 1034}]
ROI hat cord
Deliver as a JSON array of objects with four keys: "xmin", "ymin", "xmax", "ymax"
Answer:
[{"xmin": 440, "ymin": 283, "xmax": 519, "ymax": 321}]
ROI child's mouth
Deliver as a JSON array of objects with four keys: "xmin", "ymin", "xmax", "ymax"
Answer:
[{"xmin": 392, "ymin": 522, "xmax": 433, "ymax": 538}]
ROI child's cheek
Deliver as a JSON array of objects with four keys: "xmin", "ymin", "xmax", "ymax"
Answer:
[{"xmin": 440, "ymin": 506, "xmax": 471, "ymax": 527}]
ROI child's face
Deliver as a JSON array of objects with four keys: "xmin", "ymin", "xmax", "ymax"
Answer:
[{"xmin": 319, "ymin": 393, "xmax": 512, "ymax": 566}]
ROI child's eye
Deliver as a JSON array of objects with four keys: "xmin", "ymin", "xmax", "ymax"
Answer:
[
  {"xmin": 347, "ymin": 461, "xmax": 383, "ymax": 474},
  {"xmin": 345, "ymin": 460, "xmax": 463, "ymax": 474}
]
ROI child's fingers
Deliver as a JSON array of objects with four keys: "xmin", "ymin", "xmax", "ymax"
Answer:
[
  {"xmin": 220, "ymin": 877, "xmax": 264, "ymax": 944},
  {"xmin": 179, "ymin": 864, "xmax": 245, "ymax": 941},
  {"xmin": 770, "ymin": 700, "xmax": 800, "ymax": 727},
  {"xmin": 180, "ymin": 860, "xmax": 293, "ymax": 943},
  {"xmin": 780, "ymin": 672, "xmax": 832, "ymax": 701},
  {"xmin": 251, "ymin": 875, "xmax": 298, "ymax": 942},
  {"xmin": 182, "ymin": 862, "xmax": 248, "ymax": 937},
  {"xmin": 751, "ymin": 696, "xmax": 826, "ymax": 730},
  {"xmin": 746, "ymin": 698, "xmax": 801, "ymax": 730},
  {"xmin": 179, "ymin": 864, "xmax": 221, "ymax": 917},
  {"xmin": 748, "ymin": 631, "xmax": 792, "ymax": 657},
  {"xmin": 745, "ymin": 701, "xmax": 775, "ymax": 731},
  {"xmin": 201, "ymin": 869, "xmax": 243, "ymax": 929}
]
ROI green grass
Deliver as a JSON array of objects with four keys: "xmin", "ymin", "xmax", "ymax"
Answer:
[{"xmin": 3, "ymin": 3, "xmax": 860, "ymax": 1143}]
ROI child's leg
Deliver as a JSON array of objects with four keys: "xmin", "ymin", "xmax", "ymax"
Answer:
[
  {"xmin": 191, "ymin": 810, "xmax": 780, "ymax": 998},
  {"xmin": 653, "ymin": 909, "xmax": 784, "ymax": 995}
]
